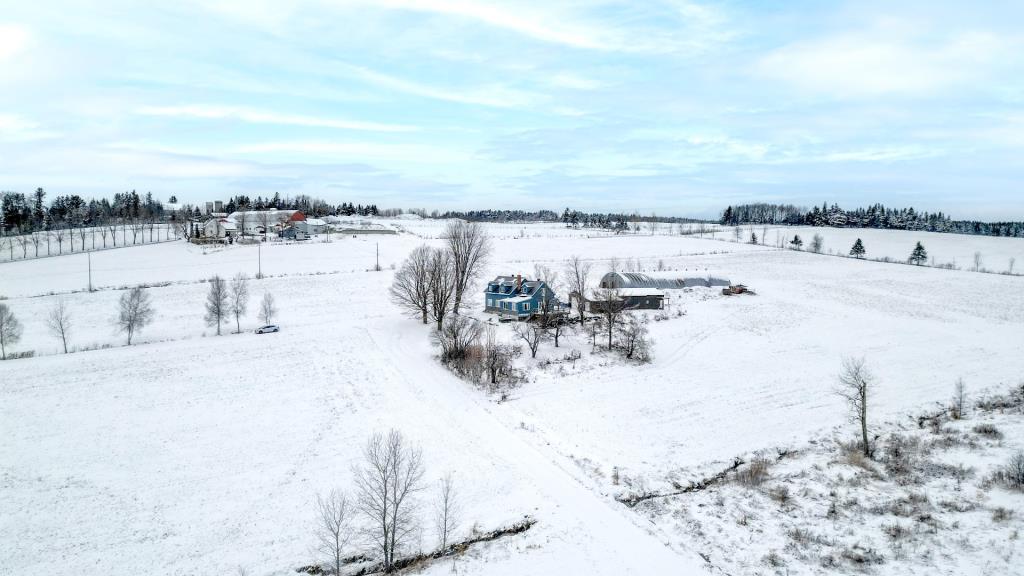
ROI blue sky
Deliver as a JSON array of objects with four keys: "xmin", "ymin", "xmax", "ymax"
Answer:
[{"xmin": 1, "ymin": 1, "xmax": 1022, "ymax": 219}]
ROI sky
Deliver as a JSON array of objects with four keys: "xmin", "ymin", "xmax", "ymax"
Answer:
[{"xmin": 1, "ymin": 1, "xmax": 1022, "ymax": 220}]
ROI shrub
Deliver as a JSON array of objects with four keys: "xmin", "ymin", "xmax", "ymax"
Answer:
[
  {"xmin": 972, "ymin": 423, "xmax": 1004, "ymax": 440},
  {"xmin": 768, "ymin": 485, "xmax": 791, "ymax": 506},
  {"xmin": 735, "ymin": 456, "xmax": 771, "ymax": 487},
  {"xmin": 999, "ymin": 452, "xmax": 1024, "ymax": 491},
  {"xmin": 992, "ymin": 507, "xmax": 1014, "ymax": 522}
]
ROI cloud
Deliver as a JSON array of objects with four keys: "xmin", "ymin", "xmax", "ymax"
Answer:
[
  {"xmin": 548, "ymin": 73, "xmax": 602, "ymax": 91},
  {"xmin": 0, "ymin": 114, "xmax": 60, "ymax": 141},
  {"xmin": 756, "ymin": 25, "xmax": 1016, "ymax": 98},
  {"xmin": 135, "ymin": 104, "xmax": 417, "ymax": 132},
  {"xmin": 0, "ymin": 23, "xmax": 31, "ymax": 61},
  {"xmin": 342, "ymin": 64, "xmax": 543, "ymax": 109}
]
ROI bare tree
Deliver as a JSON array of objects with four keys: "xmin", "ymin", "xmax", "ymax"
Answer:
[
  {"xmin": 107, "ymin": 217, "xmax": 119, "ymax": 247},
  {"xmin": 176, "ymin": 206, "xmax": 195, "ymax": 240},
  {"xmin": 835, "ymin": 357, "xmax": 875, "ymax": 457},
  {"xmin": 432, "ymin": 314, "xmax": 481, "ymax": 366},
  {"xmin": 608, "ymin": 256, "xmax": 620, "ymax": 273},
  {"xmin": 204, "ymin": 275, "xmax": 229, "ymax": 335},
  {"xmin": 259, "ymin": 292, "xmax": 277, "ymax": 325},
  {"xmin": 427, "ymin": 248, "xmax": 455, "ymax": 330},
  {"xmin": 443, "ymin": 220, "xmax": 491, "ymax": 314},
  {"xmin": 117, "ymin": 286, "xmax": 155, "ymax": 345},
  {"xmin": 618, "ymin": 314, "xmax": 651, "ymax": 362},
  {"xmin": 972, "ymin": 251, "xmax": 984, "ymax": 272},
  {"xmin": 315, "ymin": 490, "xmax": 352, "ymax": 576},
  {"xmin": 564, "ymin": 255, "xmax": 592, "ymax": 324},
  {"xmin": 481, "ymin": 327, "xmax": 516, "ymax": 387},
  {"xmin": 434, "ymin": 472, "xmax": 461, "ymax": 550},
  {"xmin": 46, "ymin": 297, "xmax": 72, "ymax": 353},
  {"xmin": 512, "ymin": 321, "xmax": 544, "ymax": 359},
  {"xmin": 0, "ymin": 303, "xmax": 23, "ymax": 360},
  {"xmin": 235, "ymin": 211, "xmax": 249, "ymax": 238},
  {"xmin": 230, "ymin": 273, "xmax": 250, "ymax": 333},
  {"xmin": 1009, "ymin": 257, "xmax": 1016, "ymax": 275},
  {"xmin": 354, "ymin": 430, "xmax": 426, "ymax": 573},
  {"xmin": 30, "ymin": 232, "xmax": 42, "ymax": 257},
  {"xmin": 593, "ymin": 287, "xmax": 626, "ymax": 350},
  {"xmin": 15, "ymin": 233, "xmax": 30, "ymax": 258},
  {"xmin": 390, "ymin": 245, "xmax": 433, "ymax": 324},
  {"xmin": 257, "ymin": 211, "xmax": 271, "ymax": 241},
  {"xmin": 952, "ymin": 378, "xmax": 967, "ymax": 420},
  {"xmin": 810, "ymin": 233, "xmax": 825, "ymax": 254}
]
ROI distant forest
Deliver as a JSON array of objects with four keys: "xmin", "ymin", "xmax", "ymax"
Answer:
[
  {"xmin": 438, "ymin": 208, "xmax": 708, "ymax": 229},
  {"xmin": 0, "ymin": 189, "xmax": 390, "ymax": 234},
  {"xmin": 720, "ymin": 202, "xmax": 1024, "ymax": 238}
]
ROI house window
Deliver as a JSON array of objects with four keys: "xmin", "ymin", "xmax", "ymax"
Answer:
[
  {"xmin": 487, "ymin": 299, "xmax": 493, "ymax": 307},
  {"xmin": 524, "ymin": 302, "xmax": 530, "ymax": 311}
]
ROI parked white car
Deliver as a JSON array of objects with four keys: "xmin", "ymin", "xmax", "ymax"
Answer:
[{"xmin": 255, "ymin": 325, "xmax": 279, "ymax": 334}]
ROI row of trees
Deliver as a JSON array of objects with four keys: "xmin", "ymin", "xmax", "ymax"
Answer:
[
  {"xmin": 0, "ymin": 286, "xmax": 156, "ymax": 359},
  {"xmin": 721, "ymin": 202, "xmax": 1024, "ymax": 238},
  {"xmin": 1, "ymin": 189, "xmax": 166, "ymax": 235},
  {"xmin": 313, "ymin": 429, "xmax": 464, "ymax": 573},
  {"xmin": 0, "ymin": 279, "xmax": 279, "ymax": 359}
]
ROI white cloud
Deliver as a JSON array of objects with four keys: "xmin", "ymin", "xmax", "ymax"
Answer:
[
  {"xmin": 0, "ymin": 23, "xmax": 31, "ymax": 61},
  {"xmin": 549, "ymin": 73, "xmax": 602, "ymax": 91},
  {"xmin": 0, "ymin": 113, "xmax": 60, "ymax": 141},
  {"xmin": 343, "ymin": 64, "xmax": 542, "ymax": 109},
  {"xmin": 135, "ymin": 104, "xmax": 417, "ymax": 132},
  {"xmin": 757, "ymin": 26, "xmax": 1016, "ymax": 98}
]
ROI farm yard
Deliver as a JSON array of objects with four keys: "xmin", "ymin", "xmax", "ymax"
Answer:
[{"xmin": 1, "ymin": 221, "xmax": 1023, "ymax": 576}]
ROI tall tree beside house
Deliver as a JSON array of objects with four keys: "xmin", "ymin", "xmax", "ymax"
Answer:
[
  {"xmin": 390, "ymin": 245, "xmax": 434, "ymax": 325},
  {"xmin": 204, "ymin": 275, "xmax": 229, "ymax": 335},
  {"xmin": 850, "ymin": 238, "xmax": 866, "ymax": 259},
  {"xmin": 443, "ymin": 220, "xmax": 491, "ymax": 314},
  {"xmin": 909, "ymin": 242, "xmax": 928, "ymax": 265}
]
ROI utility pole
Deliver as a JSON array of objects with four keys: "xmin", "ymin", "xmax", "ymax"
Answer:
[
  {"xmin": 88, "ymin": 251, "xmax": 93, "ymax": 292},
  {"xmin": 375, "ymin": 242, "xmax": 380, "ymax": 271}
]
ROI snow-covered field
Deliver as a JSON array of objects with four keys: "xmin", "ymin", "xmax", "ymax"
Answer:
[{"xmin": 1, "ymin": 223, "xmax": 1022, "ymax": 575}]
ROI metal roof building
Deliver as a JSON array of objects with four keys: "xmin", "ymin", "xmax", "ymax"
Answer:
[{"xmin": 599, "ymin": 270, "xmax": 730, "ymax": 290}]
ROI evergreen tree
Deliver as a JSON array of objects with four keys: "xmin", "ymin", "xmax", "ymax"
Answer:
[
  {"xmin": 909, "ymin": 241, "xmax": 928, "ymax": 265},
  {"xmin": 850, "ymin": 238, "xmax": 866, "ymax": 259},
  {"xmin": 790, "ymin": 234, "xmax": 803, "ymax": 250},
  {"xmin": 749, "ymin": 231, "xmax": 758, "ymax": 244}
]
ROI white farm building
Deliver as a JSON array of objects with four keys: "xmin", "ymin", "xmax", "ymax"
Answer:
[{"xmin": 598, "ymin": 271, "xmax": 730, "ymax": 290}]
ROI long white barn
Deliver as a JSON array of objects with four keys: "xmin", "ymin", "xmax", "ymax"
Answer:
[{"xmin": 599, "ymin": 270, "xmax": 730, "ymax": 289}]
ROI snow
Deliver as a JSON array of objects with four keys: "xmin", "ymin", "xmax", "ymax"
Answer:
[{"xmin": 1, "ymin": 223, "xmax": 1022, "ymax": 576}]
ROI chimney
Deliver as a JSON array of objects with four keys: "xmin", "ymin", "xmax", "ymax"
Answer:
[{"xmin": 517, "ymin": 274, "xmax": 522, "ymax": 290}]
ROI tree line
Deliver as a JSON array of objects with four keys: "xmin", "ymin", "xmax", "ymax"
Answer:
[{"xmin": 721, "ymin": 202, "xmax": 1024, "ymax": 238}]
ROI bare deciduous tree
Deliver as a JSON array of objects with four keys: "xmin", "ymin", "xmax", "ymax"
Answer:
[
  {"xmin": 443, "ymin": 220, "xmax": 490, "ymax": 314},
  {"xmin": 810, "ymin": 233, "xmax": 825, "ymax": 254},
  {"xmin": 117, "ymin": 286, "xmax": 155, "ymax": 345},
  {"xmin": 427, "ymin": 248, "xmax": 455, "ymax": 330},
  {"xmin": 618, "ymin": 314, "xmax": 652, "ymax": 362},
  {"xmin": 315, "ymin": 489, "xmax": 352, "ymax": 576},
  {"xmin": 204, "ymin": 275, "xmax": 228, "ymax": 335},
  {"xmin": 434, "ymin": 472, "xmax": 461, "ymax": 550},
  {"xmin": 512, "ymin": 321, "xmax": 544, "ymax": 359},
  {"xmin": 259, "ymin": 292, "xmax": 277, "ymax": 325},
  {"xmin": 354, "ymin": 430, "xmax": 426, "ymax": 573},
  {"xmin": 390, "ymin": 245, "xmax": 434, "ymax": 325},
  {"xmin": 592, "ymin": 287, "xmax": 626, "ymax": 350},
  {"xmin": 835, "ymin": 357, "xmax": 875, "ymax": 457},
  {"xmin": 432, "ymin": 314, "xmax": 481, "ymax": 365},
  {"xmin": 46, "ymin": 297, "xmax": 72, "ymax": 353},
  {"xmin": 230, "ymin": 273, "xmax": 250, "ymax": 333},
  {"xmin": 564, "ymin": 255, "xmax": 592, "ymax": 324},
  {"xmin": 0, "ymin": 303, "xmax": 24, "ymax": 360},
  {"xmin": 952, "ymin": 378, "xmax": 967, "ymax": 420},
  {"xmin": 481, "ymin": 326, "xmax": 516, "ymax": 387},
  {"xmin": 973, "ymin": 251, "xmax": 984, "ymax": 272}
]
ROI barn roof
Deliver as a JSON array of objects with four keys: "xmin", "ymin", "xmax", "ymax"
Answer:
[{"xmin": 600, "ymin": 271, "xmax": 729, "ymax": 289}]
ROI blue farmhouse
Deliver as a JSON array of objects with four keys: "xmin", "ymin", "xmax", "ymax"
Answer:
[{"xmin": 484, "ymin": 275, "xmax": 561, "ymax": 319}]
